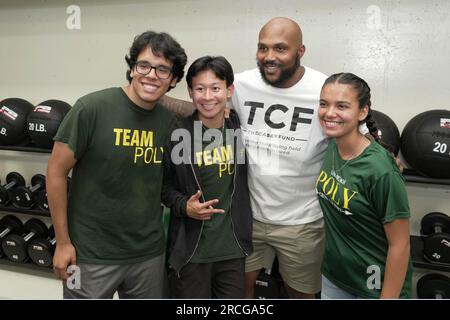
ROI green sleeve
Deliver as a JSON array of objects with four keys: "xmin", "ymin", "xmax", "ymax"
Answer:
[
  {"xmin": 53, "ymin": 98, "xmax": 95, "ymax": 160},
  {"xmin": 370, "ymin": 171, "xmax": 410, "ymax": 224}
]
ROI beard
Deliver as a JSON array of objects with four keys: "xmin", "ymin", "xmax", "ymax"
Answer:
[{"xmin": 257, "ymin": 54, "xmax": 300, "ymax": 87}]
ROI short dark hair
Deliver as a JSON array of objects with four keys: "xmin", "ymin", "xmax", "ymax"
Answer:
[
  {"xmin": 125, "ymin": 31, "xmax": 187, "ymax": 89},
  {"xmin": 186, "ymin": 56, "xmax": 234, "ymax": 88}
]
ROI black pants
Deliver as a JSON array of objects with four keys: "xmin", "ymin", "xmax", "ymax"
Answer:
[{"xmin": 169, "ymin": 258, "xmax": 245, "ymax": 299}]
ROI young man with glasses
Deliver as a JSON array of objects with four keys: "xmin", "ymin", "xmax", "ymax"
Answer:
[{"xmin": 46, "ymin": 31, "xmax": 187, "ymax": 299}]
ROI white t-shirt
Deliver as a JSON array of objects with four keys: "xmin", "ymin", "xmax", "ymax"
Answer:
[{"xmin": 231, "ymin": 66, "xmax": 328, "ymax": 225}]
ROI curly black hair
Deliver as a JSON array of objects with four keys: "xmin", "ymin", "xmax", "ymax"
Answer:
[{"xmin": 125, "ymin": 31, "xmax": 187, "ymax": 91}]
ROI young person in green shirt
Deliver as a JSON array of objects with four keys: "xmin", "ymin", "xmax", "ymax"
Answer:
[
  {"xmin": 46, "ymin": 31, "xmax": 187, "ymax": 299},
  {"xmin": 162, "ymin": 56, "xmax": 252, "ymax": 298},
  {"xmin": 316, "ymin": 73, "xmax": 412, "ymax": 299}
]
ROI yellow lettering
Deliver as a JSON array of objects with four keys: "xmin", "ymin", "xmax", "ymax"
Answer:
[
  {"xmin": 219, "ymin": 163, "xmax": 235, "ymax": 178},
  {"xmin": 153, "ymin": 147, "xmax": 163, "ymax": 163},
  {"xmin": 322, "ymin": 177, "xmax": 335, "ymax": 196},
  {"xmin": 195, "ymin": 152, "xmax": 203, "ymax": 166},
  {"xmin": 130, "ymin": 130, "xmax": 140, "ymax": 147},
  {"xmin": 134, "ymin": 147, "xmax": 143, "ymax": 163},
  {"xmin": 316, "ymin": 170, "xmax": 328, "ymax": 187},
  {"xmin": 203, "ymin": 150, "xmax": 212, "ymax": 166},
  {"xmin": 343, "ymin": 189, "xmax": 358, "ymax": 209},
  {"xmin": 123, "ymin": 129, "xmax": 131, "ymax": 146},
  {"xmin": 133, "ymin": 147, "xmax": 163, "ymax": 164},
  {"xmin": 331, "ymin": 183, "xmax": 340, "ymax": 205},
  {"xmin": 113, "ymin": 129, "xmax": 155, "ymax": 147},
  {"xmin": 228, "ymin": 163, "xmax": 235, "ymax": 175},
  {"xmin": 224, "ymin": 145, "xmax": 233, "ymax": 161},
  {"xmin": 141, "ymin": 131, "xmax": 153, "ymax": 147},
  {"xmin": 212, "ymin": 148, "xmax": 222, "ymax": 164},
  {"xmin": 144, "ymin": 147, "xmax": 154, "ymax": 164},
  {"xmin": 113, "ymin": 128, "xmax": 122, "ymax": 146},
  {"xmin": 219, "ymin": 163, "xmax": 227, "ymax": 177}
]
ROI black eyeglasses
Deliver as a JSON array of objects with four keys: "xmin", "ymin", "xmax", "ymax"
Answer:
[{"xmin": 135, "ymin": 61, "xmax": 173, "ymax": 79}]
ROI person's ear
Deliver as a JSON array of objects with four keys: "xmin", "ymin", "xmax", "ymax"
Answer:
[
  {"xmin": 226, "ymin": 84, "xmax": 234, "ymax": 99},
  {"xmin": 298, "ymin": 44, "xmax": 306, "ymax": 59},
  {"xmin": 170, "ymin": 77, "xmax": 178, "ymax": 88},
  {"xmin": 359, "ymin": 106, "xmax": 369, "ymax": 122}
]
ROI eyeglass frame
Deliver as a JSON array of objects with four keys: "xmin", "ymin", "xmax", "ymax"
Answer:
[{"xmin": 134, "ymin": 60, "xmax": 173, "ymax": 79}]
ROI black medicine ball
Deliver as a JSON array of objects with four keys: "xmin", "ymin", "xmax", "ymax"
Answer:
[
  {"xmin": 401, "ymin": 109, "xmax": 450, "ymax": 179},
  {"xmin": 27, "ymin": 100, "xmax": 72, "ymax": 149},
  {"xmin": 371, "ymin": 110, "xmax": 401, "ymax": 156},
  {"xmin": 0, "ymin": 98, "xmax": 34, "ymax": 145}
]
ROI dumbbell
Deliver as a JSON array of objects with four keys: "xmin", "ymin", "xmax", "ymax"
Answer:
[
  {"xmin": 36, "ymin": 190, "xmax": 49, "ymax": 212},
  {"xmin": 0, "ymin": 215, "xmax": 23, "ymax": 257},
  {"xmin": 36, "ymin": 176, "xmax": 71, "ymax": 212},
  {"xmin": 11, "ymin": 174, "xmax": 46, "ymax": 209},
  {"xmin": 28, "ymin": 225, "xmax": 55, "ymax": 267},
  {"xmin": 420, "ymin": 212, "xmax": 450, "ymax": 264},
  {"xmin": 0, "ymin": 172, "xmax": 26, "ymax": 206},
  {"xmin": 254, "ymin": 269, "xmax": 281, "ymax": 299},
  {"xmin": 417, "ymin": 273, "xmax": 450, "ymax": 299},
  {"xmin": 2, "ymin": 218, "xmax": 48, "ymax": 263}
]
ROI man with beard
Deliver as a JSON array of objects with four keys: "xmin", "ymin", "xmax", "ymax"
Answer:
[
  {"xmin": 232, "ymin": 17, "xmax": 327, "ymax": 299},
  {"xmin": 161, "ymin": 17, "xmax": 328, "ymax": 299}
]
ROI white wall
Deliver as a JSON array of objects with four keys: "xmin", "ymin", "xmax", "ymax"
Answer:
[{"xmin": 0, "ymin": 0, "xmax": 449, "ymax": 299}]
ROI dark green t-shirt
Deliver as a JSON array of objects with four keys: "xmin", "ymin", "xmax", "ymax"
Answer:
[
  {"xmin": 316, "ymin": 139, "xmax": 412, "ymax": 298},
  {"xmin": 55, "ymin": 87, "xmax": 175, "ymax": 264},
  {"xmin": 190, "ymin": 122, "xmax": 245, "ymax": 262}
]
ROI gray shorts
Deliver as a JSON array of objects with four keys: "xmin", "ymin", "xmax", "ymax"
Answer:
[
  {"xmin": 63, "ymin": 254, "xmax": 167, "ymax": 299},
  {"xmin": 245, "ymin": 219, "xmax": 325, "ymax": 294}
]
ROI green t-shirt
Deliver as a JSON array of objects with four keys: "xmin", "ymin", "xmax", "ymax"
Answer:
[
  {"xmin": 55, "ymin": 87, "xmax": 175, "ymax": 264},
  {"xmin": 316, "ymin": 139, "xmax": 412, "ymax": 298},
  {"xmin": 190, "ymin": 121, "xmax": 245, "ymax": 263}
]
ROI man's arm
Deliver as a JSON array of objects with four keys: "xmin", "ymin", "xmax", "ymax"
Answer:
[
  {"xmin": 160, "ymin": 95, "xmax": 195, "ymax": 118},
  {"xmin": 47, "ymin": 141, "xmax": 77, "ymax": 280}
]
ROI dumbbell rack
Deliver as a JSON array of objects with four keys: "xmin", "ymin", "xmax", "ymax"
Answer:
[
  {"xmin": 2, "ymin": 148, "xmax": 450, "ymax": 279},
  {"xmin": 0, "ymin": 230, "xmax": 53, "ymax": 274},
  {"xmin": 0, "ymin": 203, "xmax": 53, "ymax": 274},
  {"xmin": 0, "ymin": 145, "xmax": 53, "ymax": 275},
  {"xmin": 0, "ymin": 205, "xmax": 50, "ymax": 218},
  {"xmin": 0, "ymin": 145, "xmax": 51, "ymax": 220},
  {"xmin": 410, "ymin": 235, "xmax": 450, "ymax": 273},
  {"xmin": 403, "ymin": 168, "xmax": 450, "ymax": 186},
  {"xmin": 0, "ymin": 254, "xmax": 53, "ymax": 274},
  {"xmin": 0, "ymin": 211, "xmax": 53, "ymax": 274},
  {"xmin": 403, "ymin": 169, "xmax": 450, "ymax": 275},
  {"xmin": 0, "ymin": 144, "xmax": 51, "ymax": 154}
]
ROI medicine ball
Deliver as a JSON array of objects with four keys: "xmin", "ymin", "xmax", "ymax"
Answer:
[
  {"xmin": 27, "ymin": 100, "xmax": 71, "ymax": 149},
  {"xmin": 401, "ymin": 109, "xmax": 450, "ymax": 178},
  {"xmin": 0, "ymin": 98, "xmax": 34, "ymax": 145},
  {"xmin": 371, "ymin": 110, "xmax": 401, "ymax": 156}
]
